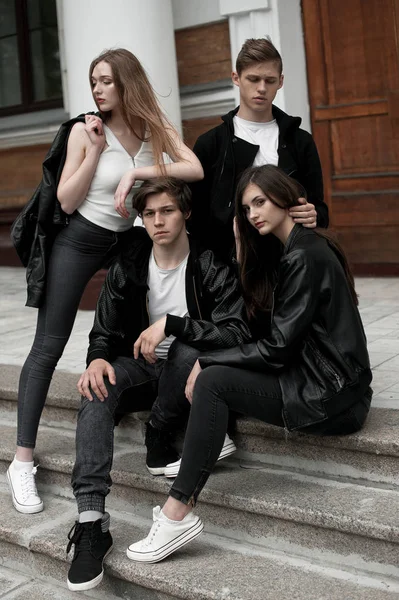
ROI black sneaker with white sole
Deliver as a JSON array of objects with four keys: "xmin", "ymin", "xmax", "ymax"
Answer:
[
  {"xmin": 145, "ymin": 423, "xmax": 179, "ymax": 475},
  {"xmin": 67, "ymin": 513, "xmax": 113, "ymax": 591}
]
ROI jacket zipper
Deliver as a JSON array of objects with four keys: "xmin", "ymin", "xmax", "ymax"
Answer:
[
  {"xmin": 308, "ymin": 340, "xmax": 342, "ymax": 388},
  {"xmin": 270, "ymin": 284, "xmax": 278, "ymax": 328},
  {"xmin": 145, "ymin": 292, "xmax": 150, "ymax": 325},
  {"xmin": 193, "ymin": 276, "xmax": 203, "ymax": 319}
]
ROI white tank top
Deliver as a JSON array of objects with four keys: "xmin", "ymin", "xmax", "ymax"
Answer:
[{"xmin": 77, "ymin": 125, "xmax": 156, "ymax": 232}]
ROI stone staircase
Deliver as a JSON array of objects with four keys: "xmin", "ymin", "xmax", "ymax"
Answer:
[{"xmin": 1, "ymin": 364, "xmax": 399, "ymax": 599}]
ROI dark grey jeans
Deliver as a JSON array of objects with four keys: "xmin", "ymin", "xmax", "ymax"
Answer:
[
  {"xmin": 72, "ymin": 342, "xmax": 200, "ymax": 514},
  {"xmin": 17, "ymin": 212, "xmax": 127, "ymax": 448}
]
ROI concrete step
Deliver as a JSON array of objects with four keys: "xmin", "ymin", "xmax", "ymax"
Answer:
[
  {"xmin": 0, "ymin": 564, "xmax": 118, "ymax": 600},
  {"xmin": 1, "ymin": 364, "xmax": 399, "ymax": 486},
  {"xmin": 1, "ymin": 486, "xmax": 399, "ymax": 600},
  {"xmin": 1, "ymin": 422, "xmax": 399, "ymax": 583}
]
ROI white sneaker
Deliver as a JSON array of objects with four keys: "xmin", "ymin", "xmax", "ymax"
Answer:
[
  {"xmin": 126, "ymin": 506, "xmax": 203, "ymax": 563},
  {"xmin": 7, "ymin": 460, "xmax": 44, "ymax": 514},
  {"xmin": 164, "ymin": 433, "xmax": 237, "ymax": 478}
]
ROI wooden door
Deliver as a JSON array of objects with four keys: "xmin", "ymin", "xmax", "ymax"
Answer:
[{"xmin": 302, "ymin": 0, "xmax": 399, "ymax": 274}]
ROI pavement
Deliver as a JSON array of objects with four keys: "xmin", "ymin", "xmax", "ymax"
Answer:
[{"xmin": 0, "ymin": 267, "xmax": 399, "ymax": 408}]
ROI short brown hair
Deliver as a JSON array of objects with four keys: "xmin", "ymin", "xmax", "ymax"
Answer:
[
  {"xmin": 133, "ymin": 177, "xmax": 192, "ymax": 215},
  {"xmin": 236, "ymin": 37, "xmax": 283, "ymax": 75}
]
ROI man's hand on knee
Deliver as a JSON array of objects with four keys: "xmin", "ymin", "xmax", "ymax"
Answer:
[{"xmin": 77, "ymin": 359, "xmax": 116, "ymax": 401}]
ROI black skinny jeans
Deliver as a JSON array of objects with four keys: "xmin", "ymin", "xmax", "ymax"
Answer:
[
  {"xmin": 169, "ymin": 365, "xmax": 285, "ymax": 505},
  {"xmin": 17, "ymin": 212, "xmax": 127, "ymax": 448}
]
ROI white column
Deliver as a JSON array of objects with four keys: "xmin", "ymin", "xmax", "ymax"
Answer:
[
  {"xmin": 58, "ymin": 0, "xmax": 181, "ymax": 131},
  {"xmin": 219, "ymin": 0, "xmax": 311, "ymax": 132}
]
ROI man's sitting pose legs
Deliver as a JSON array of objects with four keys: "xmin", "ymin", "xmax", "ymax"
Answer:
[{"xmin": 66, "ymin": 177, "xmax": 250, "ymax": 591}]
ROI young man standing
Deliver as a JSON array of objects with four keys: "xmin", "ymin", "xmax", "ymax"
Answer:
[
  {"xmin": 66, "ymin": 177, "xmax": 250, "ymax": 592},
  {"xmin": 189, "ymin": 37, "xmax": 329, "ymax": 261}
]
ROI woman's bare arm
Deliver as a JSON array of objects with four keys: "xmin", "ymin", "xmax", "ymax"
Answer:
[
  {"xmin": 114, "ymin": 128, "xmax": 204, "ymax": 219},
  {"xmin": 57, "ymin": 115, "xmax": 105, "ymax": 214}
]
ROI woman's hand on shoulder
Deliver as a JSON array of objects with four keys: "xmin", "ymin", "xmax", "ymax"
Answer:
[
  {"xmin": 288, "ymin": 198, "xmax": 317, "ymax": 228},
  {"xmin": 84, "ymin": 114, "xmax": 106, "ymax": 152}
]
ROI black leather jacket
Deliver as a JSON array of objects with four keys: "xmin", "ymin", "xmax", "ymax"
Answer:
[
  {"xmin": 87, "ymin": 228, "xmax": 251, "ymax": 366},
  {"xmin": 189, "ymin": 106, "xmax": 329, "ymax": 261},
  {"xmin": 199, "ymin": 225, "xmax": 372, "ymax": 433}
]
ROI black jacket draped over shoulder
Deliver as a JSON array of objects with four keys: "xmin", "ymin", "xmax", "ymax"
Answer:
[
  {"xmin": 189, "ymin": 106, "xmax": 329, "ymax": 261},
  {"xmin": 11, "ymin": 113, "xmax": 96, "ymax": 308},
  {"xmin": 86, "ymin": 227, "xmax": 251, "ymax": 366},
  {"xmin": 199, "ymin": 225, "xmax": 372, "ymax": 433}
]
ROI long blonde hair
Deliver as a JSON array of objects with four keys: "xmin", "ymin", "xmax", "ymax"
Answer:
[{"xmin": 89, "ymin": 48, "xmax": 181, "ymax": 170}]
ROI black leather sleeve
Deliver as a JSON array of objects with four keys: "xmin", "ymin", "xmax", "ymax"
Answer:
[
  {"xmin": 199, "ymin": 249, "xmax": 320, "ymax": 370},
  {"xmin": 165, "ymin": 251, "xmax": 251, "ymax": 350},
  {"xmin": 86, "ymin": 261, "xmax": 128, "ymax": 366}
]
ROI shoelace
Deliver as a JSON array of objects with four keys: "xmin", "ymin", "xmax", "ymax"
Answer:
[
  {"xmin": 20, "ymin": 465, "xmax": 39, "ymax": 500},
  {"xmin": 142, "ymin": 521, "xmax": 160, "ymax": 549},
  {"xmin": 67, "ymin": 521, "xmax": 92, "ymax": 555}
]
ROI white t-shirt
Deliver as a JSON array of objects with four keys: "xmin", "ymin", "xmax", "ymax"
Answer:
[
  {"xmin": 147, "ymin": 250, "xmax": 189, "ymax": 359},
  {"xmin": 233, "ymin": 115, "xmax": 279, "ymax": 167}
]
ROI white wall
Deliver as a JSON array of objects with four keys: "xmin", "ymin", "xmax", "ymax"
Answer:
[
  {"xmin": 172, "ymin": 0, "xmax": 224, "ymax": 30},
  {"xmin": 59, "ymin": 0, "xmax": 181, "ymax": 129},
  {"xmin": 276, "ymin": 0, "xmax": 311, "ymax": 132}
]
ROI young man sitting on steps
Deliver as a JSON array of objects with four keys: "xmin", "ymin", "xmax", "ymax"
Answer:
[{"xmin": 66, "ymin": 177, "xmax": 250, "ymax": 592}]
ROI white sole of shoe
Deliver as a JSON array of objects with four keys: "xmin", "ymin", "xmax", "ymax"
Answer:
[
  {"xmin": 164, "ymin": 441, "xmax": 237, "ymax": 479},
  {"xmin": 6, "ymin": 468, "xmax": 44, "ymax": 514},
  {"xmin": 126, "ymin": 517, "xmax": 204, "ymax": 563},
  {"xmin": 146, "ymin": 465, "xmax": 166, "ymax": 476},
  {"xmin": 67, "ymin": 545, "xmax": 113, "ymax": 591}
]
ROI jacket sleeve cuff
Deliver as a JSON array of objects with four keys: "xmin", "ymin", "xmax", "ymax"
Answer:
[
  {"xmin": 198, "ymin": 348, "xmax": 231, "ymax": 369},
  {"xmin": 86, "ymin": 350, "xmax": 110, "ymax": 366},
  {"xmin": 165, "ymin": 314, "xmax": 185, "ymax": 338}
]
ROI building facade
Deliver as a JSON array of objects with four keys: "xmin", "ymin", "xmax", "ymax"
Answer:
[{"xmin": 1, "ymin": 0, "xmax": 398, "ymax": 273}]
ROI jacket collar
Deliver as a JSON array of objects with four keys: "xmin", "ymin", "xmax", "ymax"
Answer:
[
  {"xmin": 284, "ymin": 224, "xmax": 315, "ymax": 254},
  {"xmin": 121, "ymin": 229, "xmax": 203, "ymax": 287},
  {"xmin": 221, "ymin": 105, "xmax": 302, "ymax": 138}
]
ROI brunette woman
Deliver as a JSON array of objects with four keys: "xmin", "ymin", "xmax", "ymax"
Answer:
[
  {"xmin": 126, "ymin": 164, "xmax": 372, "ymax": 563},
  {"xmin": 8, "ymin": 48, "xmax": 203, "ymax": 514}
]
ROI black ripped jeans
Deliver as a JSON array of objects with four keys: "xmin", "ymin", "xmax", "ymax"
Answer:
[{"xmin": 72, "ymin": 342, "xmax": 200, "ymax": 514}]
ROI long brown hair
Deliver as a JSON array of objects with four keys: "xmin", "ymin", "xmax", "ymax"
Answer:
[
  {"xmin": 235, "ymin": 165, "xmax": 358, "ymax": 318},
  {"xmin": 89, "ymin": 48, "xmax": 181, "ymax": 170}
]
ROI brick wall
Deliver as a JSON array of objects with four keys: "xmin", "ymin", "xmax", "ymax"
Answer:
[{"xmin": 176, "ymin": 20, "xmax": 231, "ymax": 87}]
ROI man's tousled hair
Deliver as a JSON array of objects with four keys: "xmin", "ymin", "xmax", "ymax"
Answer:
[
  {"xmin": 133, "ymin": 177, "xmax": 192, "ymax": 215},
  {"xmin": 236, "ymin": 37, "xmax": 283, "ymax": 75}
]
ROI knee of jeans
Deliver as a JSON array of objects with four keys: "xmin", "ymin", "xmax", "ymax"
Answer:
[
  {"xmin": 192, "ymin": 366, "xmax": 228, "ymax": 405},
  {"xmin": 78, "ymin": 395, "xmax": 113, "ymax": 421},
  {"xmin": 168, "ymin": 340, "xmax": 200, "ymax": 363},
  {"xmin": 195, "ymin": 366, "xmax": 228, "ymax": 391},
  {"xmin": 30, "ymin": 334, "xmax": 68, "ymax": 366}
]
